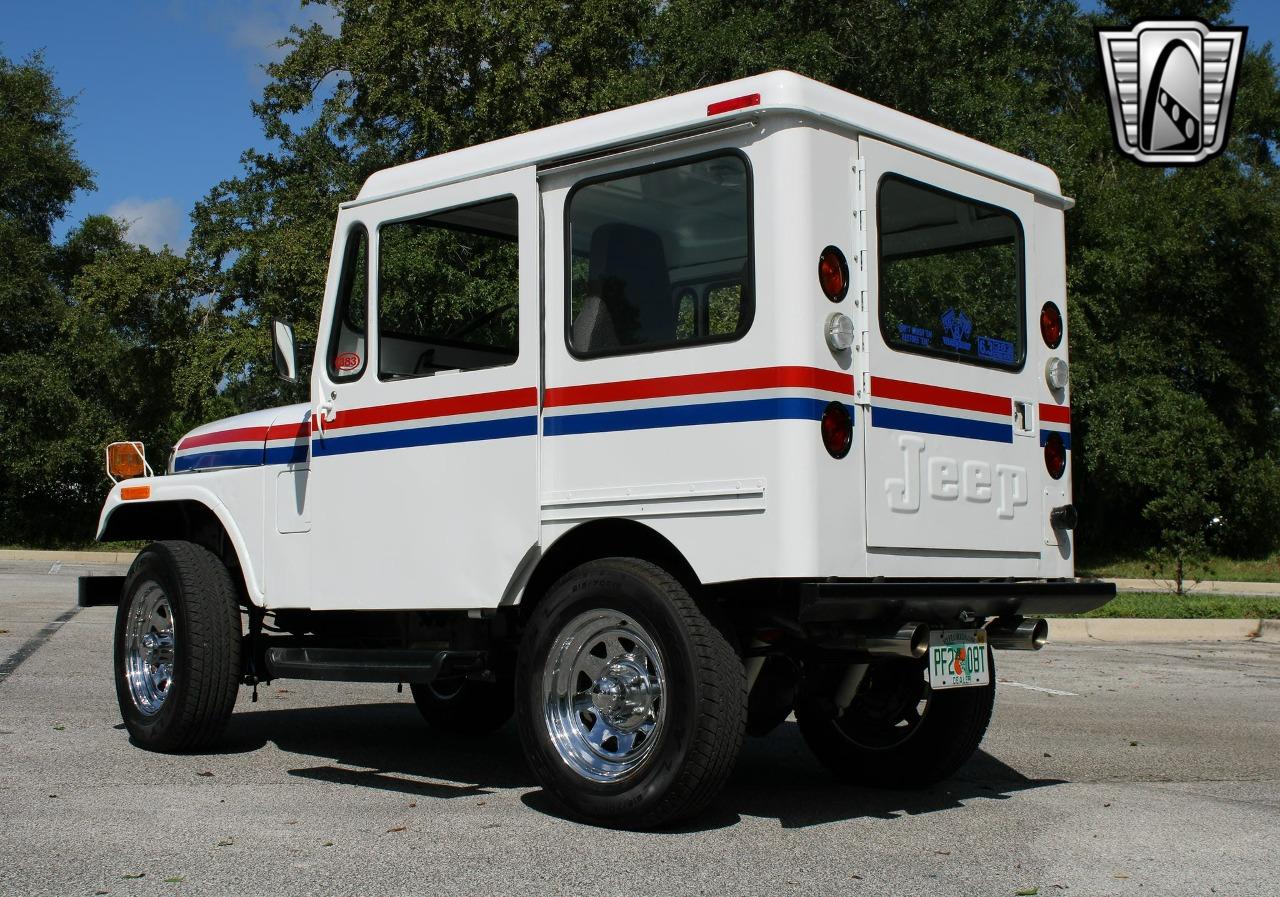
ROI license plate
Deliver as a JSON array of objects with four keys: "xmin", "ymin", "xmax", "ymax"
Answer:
[{"xmin": 928, "ymin": 629, "xmax": 990, "ymax": 690}]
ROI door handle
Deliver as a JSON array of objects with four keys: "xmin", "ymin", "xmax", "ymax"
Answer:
[{"xmin": 314, "ymin": 392, "xmax": 337, "ymax": 437}]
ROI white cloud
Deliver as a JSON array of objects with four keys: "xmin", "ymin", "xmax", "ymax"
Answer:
[
  {"xmin": 204, "ymin": 0, "xmax": 341, "ymax": 83},
  {"xmin": 107, "ymin": 197, "xmax": 189, "ymax": 253}
]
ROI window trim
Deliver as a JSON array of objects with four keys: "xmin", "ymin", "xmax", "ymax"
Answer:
[
  {"xmin": 563, "ymin": 148, "xmax": 755, "ymax": 360},
  {"xmin": 325, "ymin": 223, "xmax": 371, "ymax": 383},
  {"xmin": 374, "ymin": 194, "xmax": 522, "ymax": 383},
  {"xmin": 875, "ymin": 173, "xmax": 1027, "ymax": 373}
]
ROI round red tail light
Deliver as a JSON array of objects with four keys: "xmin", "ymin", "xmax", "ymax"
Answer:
[
  {"xmin": 818, "ymin": 246, "xmax": 849, "ymax": 301},
  {"xmin": 1044, "ymin": 432, "xmax": 1066, "ymax": 480},
  {"xmin": 821, "ymin": 402, "xmax": 853, "ymax": 458},
  {"xmin": 1040, "ymin": 301, "xmax": 1063, "ymax": 349}
]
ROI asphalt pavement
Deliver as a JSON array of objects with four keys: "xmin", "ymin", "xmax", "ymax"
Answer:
[{"xmin": 1, "ymin": 559, "xmax": 1278, "ymax": 897}]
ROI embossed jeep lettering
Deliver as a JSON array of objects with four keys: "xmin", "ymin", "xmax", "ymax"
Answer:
[{"xmin": 886, "ymin": 434, "xmax": 1029, "ymax": 518}]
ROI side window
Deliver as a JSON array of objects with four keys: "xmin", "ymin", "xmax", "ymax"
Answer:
[
  {"xmin": 377, "ymin": 196, "xmax": 519, "ymax": 380},
  {"xmin": 567, "ymin": 152, "xmax": 752, "ymax": 357},
  {"xmin": 877, "ymin": 176, "xmax": 1024, "ymax": 370},
  {"xmin": 327, "ymin": 226, "xmax": 369, "ymax": 380}
]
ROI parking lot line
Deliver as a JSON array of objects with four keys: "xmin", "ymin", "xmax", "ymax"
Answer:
[
  {"xmin": 0, "ymin": 606, "xmax": 81, "ymax": 685},
  {"xmin": 1000, "ymin": 680, "xmax": 1079, "ymax": 696}
]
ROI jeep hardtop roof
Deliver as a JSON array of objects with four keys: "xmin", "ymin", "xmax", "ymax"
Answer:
[{"xmin": 349, "ymin": 70, "xmax": 1071, "ymax": 211}]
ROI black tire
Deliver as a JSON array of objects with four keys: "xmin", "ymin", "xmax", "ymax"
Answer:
[
  {"xmin": 516, "ymin": 558, "xmax": 745, "ymax": 828},
  {"xmin": 114, "ymin": 540, "xmax": 242, "ymax": 752},
  {"xmin": 795, "ymin": 648, "xmax": 995, "ymax": 788},
  {"xmin": 410, "ymin": 672, "xmax": 513, "ymax": 735}
]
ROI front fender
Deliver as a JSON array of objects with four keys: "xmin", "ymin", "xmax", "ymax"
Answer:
[{"xmin": 97, "ymin": 476, "xmax": 265, "ymax": 605}]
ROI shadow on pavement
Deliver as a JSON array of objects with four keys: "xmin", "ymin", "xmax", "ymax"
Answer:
[{"xmin": 220, "ymin": 701, "xmax": 1064, "ymax": 830}]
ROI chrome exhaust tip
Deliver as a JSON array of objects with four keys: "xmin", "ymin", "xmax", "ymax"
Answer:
[
  {"xmin": 861, "ymin": 622, "xmax": 929, "ymax": 659},
  {"xmin": 986, "ymin": 616, "xmax": 1048, "ymax": 651}
]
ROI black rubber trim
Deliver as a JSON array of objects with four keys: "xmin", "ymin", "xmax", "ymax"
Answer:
[
  {"xmin": 263, "ymin": 646, "xmax": 486, "ymax": 683},
  {"xmin": 78, "ymin": 575, "xmax": 126, "ymax": 607},
  {"xmin": 797, "ymin": 579, "xmax": 1115, "ymax": 624}
]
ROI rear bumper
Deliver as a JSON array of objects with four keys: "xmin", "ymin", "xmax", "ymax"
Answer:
[{"xmin": 797, "ymin": 578, "xmax": 1115, "ymax": 624}]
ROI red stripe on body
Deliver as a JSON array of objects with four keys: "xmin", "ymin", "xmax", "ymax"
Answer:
[
  {"xmin": 266, "ymin": 420, "xmax": 310, "ymax": 441},
  {"xmin": 326, "ymin": 386, "xmax": 538, "ymax": 431},
  {"xmin": 544, "ymin": 366, "xmax": 854, "ymax": 409},
  {"xmin": 178, "ymin": 425, "xmax": 270, "ymax": 451},
  {"xmin": 1039, "ymin": 403, "xmax": 1071, "ymax": 425},
  {"xmin": 870, "ymin": 376, "xmax": 1010, "ymax": 416}
]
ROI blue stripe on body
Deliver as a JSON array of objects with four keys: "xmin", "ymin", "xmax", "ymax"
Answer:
[
  {"xmin": 312, "ymin": 414, "xmax": 537, "ymax": 458},
  {"xmin": 174, "ymin": 448, "xmax": 265, "ymax": 471},
  {"xmin": 179, "ymin": 397, "xmax": 853, "ymax": 467},
  {"xmin": 264, "ymin": 444, "xmax": 309, "ymax": 465},
  {"xmin": 1040, "ymin": 428, "xmax": 1072, "ymax": 450},
  {"xmin": 543, "ymin": 397, "xmax": 840, "ymax": 437},
  {"xmin": 871, "ymin": 406, "xmax": 1013, "ymax": 444}
]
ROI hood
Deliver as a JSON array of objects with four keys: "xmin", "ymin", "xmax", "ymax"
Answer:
[{"xmin": 171, "ymin": 403, "xmax": 311, "ymax": 473}]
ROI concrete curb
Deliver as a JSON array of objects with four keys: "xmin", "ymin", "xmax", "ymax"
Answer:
[
  {"xmin": 0, "ymin": 548, "xmax": 137, "ymax": 565},
  {"xmin": 1049, "ymin": 617, "xmax": 1277, "ymax": 643},
  {"xmin": 1108, "ymin": 577, "xmax": 1280, "ymax": 596}
]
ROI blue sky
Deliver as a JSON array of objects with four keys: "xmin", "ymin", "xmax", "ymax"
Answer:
[
  {"xmin": 4, "ymin": 1, "xmax": 1278, "ymax": 254},
  {"xmin": 3, "ymin": 1, "xmax": 335, "ymax": 251}
]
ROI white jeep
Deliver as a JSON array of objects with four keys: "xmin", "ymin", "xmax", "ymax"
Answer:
[{"xmin": 84, "ymin": 72, "xmax": 1112, "ymax": 827}]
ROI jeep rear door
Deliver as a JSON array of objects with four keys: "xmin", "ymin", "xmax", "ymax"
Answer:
[{"xmin": 860, "ymin": 137, "xmax": 1044, "ymax": 558}]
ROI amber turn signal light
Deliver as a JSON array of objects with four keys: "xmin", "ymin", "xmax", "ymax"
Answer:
[{"xmin": 106, "ymin": 442, "xmax": 148, "ymax": 482}]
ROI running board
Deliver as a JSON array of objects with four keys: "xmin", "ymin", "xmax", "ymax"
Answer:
[{"xmin": 262, "ymin": 646, "xmax": 486, "ymax": 684}]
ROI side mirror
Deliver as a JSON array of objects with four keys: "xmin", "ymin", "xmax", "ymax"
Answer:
[{"xmin": 271, "ymin": 319, "xmax": 299, "ymax": 383}]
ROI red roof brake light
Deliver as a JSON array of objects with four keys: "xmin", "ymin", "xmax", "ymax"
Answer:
[{"xmin": 707, "ymin": 93, "xmax": 761, "ymax": 116}]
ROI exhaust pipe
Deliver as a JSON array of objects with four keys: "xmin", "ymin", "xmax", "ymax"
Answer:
[
  {"xmin": 858, "ymin": 622, "xmax": 929, "ymax": 659},
  {"xmin": 986, "ymin": 617, "xmax": 1048, "ymax": 651}
]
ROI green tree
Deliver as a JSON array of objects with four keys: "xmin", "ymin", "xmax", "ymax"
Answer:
[
  {"xmin": 0, "ymin": 53, "xmax": 219, "ymax": 545},
  {"xmin": 0, "ymin": 54, "xmax": 94, "ymax": 544}
]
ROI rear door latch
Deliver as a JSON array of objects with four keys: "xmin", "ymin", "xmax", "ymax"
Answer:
[{"xmin": 1013, "ymin": 399, "xmax": 1034, "ymax": 436}]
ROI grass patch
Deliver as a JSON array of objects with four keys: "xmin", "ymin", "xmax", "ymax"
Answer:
[
  {"xmin": 1057, "ymin": 592, "xmax": 1280, "ymax": 619},
  {"xmin": 0, "ymin": 540, "xmax": 144, "ymax": 552},
  {"xmin": 1077, "ymin": 551, "xmax": 1280, "ymax": 583}
]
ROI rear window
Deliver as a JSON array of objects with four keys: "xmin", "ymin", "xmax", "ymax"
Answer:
[{"xmin": 877, "ymin": 176, "xmax": 1024, "ymax": 370}]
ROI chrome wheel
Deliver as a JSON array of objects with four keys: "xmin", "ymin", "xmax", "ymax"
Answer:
[
  {"xmin": 124, "ymin": 581, "xmax": 176, "ymax": 716},
  {"xmin": 542, "ymin": 609, "xmax": 667, "ymax": 784}
]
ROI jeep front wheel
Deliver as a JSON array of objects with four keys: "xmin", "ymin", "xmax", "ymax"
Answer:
[
  {"xmin": 516, "ymin": 558, "xmax": 745, "ymax": 828},
  {"xmin": 114, "ymin": 540, "xmax": 243, "ymax": 752}
]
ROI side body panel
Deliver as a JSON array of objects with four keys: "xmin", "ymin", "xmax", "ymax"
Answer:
[{"xmin": 538, "ymin": 119, "xmax": 864, "ymax": 584}]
